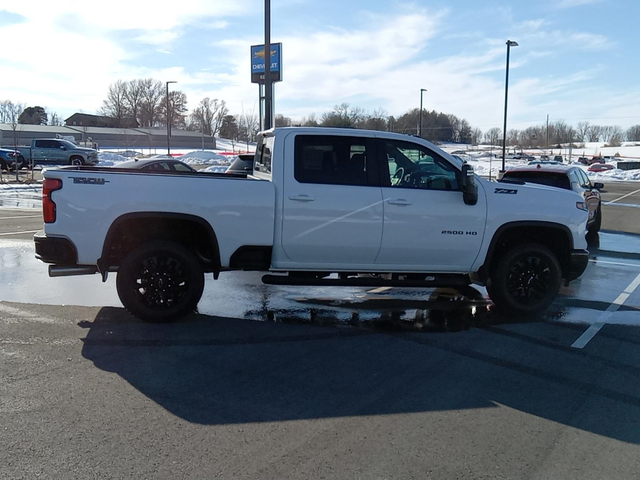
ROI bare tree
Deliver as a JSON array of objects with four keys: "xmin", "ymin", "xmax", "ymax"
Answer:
[
  {"xmin": 301, "ymin": 113, "xmax": 319, "ymax": 127},
  {"xmin": 321, "ymin": 103, "xmax": 364, "ymax": 128},
  {"xmin": 139, "ymin": 78, "xmax": 164, "ymax": 127},
  {"xmin": 124, "ymin": 79, "xmax": 144, "ymax": 127},
  {"xmin": 100, "ymin": 80, "xmax": 130, "ymax": 125},
  {"xmin": 576, "ymin": 122, "xmax": 590, "ymax": 142},
  {"xmin": 159, "ymin": 90, "xmax": 188, "ymax": 128},
  {"xmin": 238, "ymin": 109, "xmax": 259, "ymax": 148},
  {"xmin": 607, "ymin": 126, "xmax": 624, "ymax": 146},
  {"xmin": 471, "ymin": 127, "xmax": 483, "ymax": 146},
  {"xmin": 507, "ymin": 129, "xmax": 520, "ymax": 146},
  {"xmin": 7, "ymin": 101, "xmax": 25, "ymax": 147},
  {"xmin": 48, "ymin": 111, "xmax": 63, "ymax": 126},
  {"xmin": 587, "ymin": 125, "xmax": 602, "ymax": 142},
  {"xmin": 627, "ymin": 125, "xmax": 640, "ymax": 142},
  {"xmin": 275, "ymin": 114, "xmax": 292, "ymax": 127},
  {"xmin": 484, "ymin": 127, "xmax": 502, "ymax": 147},
  {"xmin": 190, "ymin": 98, "xmax": 228, "ymax": 137}
]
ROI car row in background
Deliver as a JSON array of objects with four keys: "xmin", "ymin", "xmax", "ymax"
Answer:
[
  {"xmin": 501, "ymin": 164, "xmax": 603, "ymax": 233},
  {"xmin": 117, "ymin": 158, "xmax": 197, "ymax": 172}
]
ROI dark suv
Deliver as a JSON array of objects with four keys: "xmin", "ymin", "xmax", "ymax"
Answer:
[{"xmin": 502, "ymin": 164, "xmax": 603, "ymax": 233}]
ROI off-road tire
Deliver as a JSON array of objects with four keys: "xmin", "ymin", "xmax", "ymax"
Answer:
[
  {"xmin": 486, "ymin": 243, "xmax": 561, "ymax": 316},
  {"xmin": 116, "ymin": 241, "xmax": 205, "ymax": 323}
]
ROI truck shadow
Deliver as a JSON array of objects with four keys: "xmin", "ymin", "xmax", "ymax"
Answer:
[{"xmin": 80, "ymin": 303, "xmax": 640, "ymax": 445}]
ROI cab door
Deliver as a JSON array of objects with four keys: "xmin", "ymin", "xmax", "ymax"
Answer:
[
  {"xmin": 374, "ymin": 138, "xmax": 486, "ymax": 272},
  {"xmin": 279, "ymin": 133, "xmax": 384, "ymax": 268}
]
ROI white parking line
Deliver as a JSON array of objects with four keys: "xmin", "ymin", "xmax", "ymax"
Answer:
[
  {"xmin": 604, "ymin": 187, "xmax": 640, "ymax": 205},
  {"xmin": 368, "ymin": 286, "xmax": 392, "ymax": 294},
  {"xmin": 0, "ymin": 215, "xmax": 41, "ymax": 220},
  {"xmin": 572, "ymin": 272, "xmax": 640, "ymax": 349},
  {"xmin": 589, "ymin": 259, "xmax": 640, "ymax": 268},
  {"xmin": 0, "ymin": 230, "xmax": 39, "ymax": 237}
]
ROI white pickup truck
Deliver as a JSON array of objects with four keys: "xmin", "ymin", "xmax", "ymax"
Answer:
[{"xmin": 35, "ymin": 127, "xmax": 590, "ymax": 322}]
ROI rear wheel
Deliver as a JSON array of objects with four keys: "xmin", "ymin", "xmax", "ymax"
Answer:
[
  {"xmin": 486, "ymin": 243, "xmax": 561, "ymax": 315},
  {"xmin": 116, "ymin": 241, "xmax": 205, "ymax": 323}
]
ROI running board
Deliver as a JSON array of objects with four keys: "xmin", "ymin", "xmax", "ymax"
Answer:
[
  {"xmin": 49, "ymin": 265, "xmax": 98, "ymax": 277},
  {"xmin": 261, "ymin": 274, "xmax": 470, "ymax": 288}
]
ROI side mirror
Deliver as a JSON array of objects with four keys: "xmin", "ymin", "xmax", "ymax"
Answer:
[
  {"xmin": 593, "ymin": 182, "xmax": 604, "ymax": 190},
  {"xmin": 461, "ymin": 164, "xmax": 478, "ymax": 206},
  {"xmin": 60, "ymin": 145, "xmax": 66, "ymax": 150}
]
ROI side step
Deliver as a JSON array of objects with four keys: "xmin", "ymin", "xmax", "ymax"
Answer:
[
  {"xmin": 262, "ymin": 274, "xmax": 471, "ymax": 288},
  {"xmin": 49, "ymin": 265, "xmax": 98, "ymax": 277}
]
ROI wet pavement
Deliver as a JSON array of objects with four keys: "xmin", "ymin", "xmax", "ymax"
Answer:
[{"xmin": 1, "ymin": 230, "xmax": 639, "ymax": 339}]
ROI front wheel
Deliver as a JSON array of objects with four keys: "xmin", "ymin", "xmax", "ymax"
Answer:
[
  {"xmin": 70, "ymin": 157, "xmax": 84, "ymax": 166},
  {"xmin": 588, "ymin": 207, "xmax": 602, "ymax": 233},
  {"xmin": 486, "ymin": 243, "xmax": 561, "ymax": 315},
  {"xmin": 116, "ymin": 241, "xmax": 205, "ymax": 323}
]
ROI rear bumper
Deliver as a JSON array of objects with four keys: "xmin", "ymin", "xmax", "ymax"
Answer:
[
  {"xmin": 566, "ymin": 249, "xmax": 589, "ymax": 280},
  {"xmin": 34, "ymin": 231, "xmax": 78, "ymax": 265}
]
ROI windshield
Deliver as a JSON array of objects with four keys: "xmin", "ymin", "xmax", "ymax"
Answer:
[{"xmin": 504, "ymin": 171, "xmax": 571, "ymax": 189}]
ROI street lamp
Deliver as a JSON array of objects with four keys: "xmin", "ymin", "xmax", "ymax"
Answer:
[
  {"xmin": 500, "ymin": 40, "xmax": 518, "ymax": 177},
  {"xmin": 166, "ymin": 80, "xmax": 177, "ymax": 156},
  {"xmin": 418, "ymin": 88, "xmax": 427, "ymax": 138}
]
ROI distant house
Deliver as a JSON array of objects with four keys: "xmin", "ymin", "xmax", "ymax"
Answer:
[{"xmin": 65, "ymin": 113, "xmax": 139, "ymax": 128}]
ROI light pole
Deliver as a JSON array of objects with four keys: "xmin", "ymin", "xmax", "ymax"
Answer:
[
  {"xmin": 418, "ymin": 88, "xmax": 427, "ymax": 138},
  {"xmin": 166, "ymin": 80, "xmax": 177, "ymax": 156},
  {"xmin": 264, "ymin": 0, "xmax": 273, "ymax": 130},
  {"xmin": 501, "ymin": 40, "xmax": 518, "ymax": 176}
]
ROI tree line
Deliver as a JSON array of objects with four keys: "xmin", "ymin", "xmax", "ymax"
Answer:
[{"xmin": 3, "ymin": 85, "xmax": 640, "ymax": 147}]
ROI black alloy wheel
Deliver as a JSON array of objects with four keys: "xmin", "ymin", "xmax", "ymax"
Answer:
[
  {"xmin": 116, "ymin": 241, "xmax": 205, "ymax": 322},
  {"xmin": 487, "ymin": 243, "xmax": 561, "ymax": 315}
]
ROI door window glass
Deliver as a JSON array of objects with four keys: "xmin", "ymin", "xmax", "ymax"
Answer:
[
  {"xmin": 383, "ymin": 140, "xmax": 459, "ymax": 191},
  {"xmin": 294, "ymin": 135, "xmax": 371, "ymax": 186}
]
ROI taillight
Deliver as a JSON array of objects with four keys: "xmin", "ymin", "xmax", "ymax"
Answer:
[{"xmin": 43, "ymin": 178, "xmax": 62, "ymax": 223}]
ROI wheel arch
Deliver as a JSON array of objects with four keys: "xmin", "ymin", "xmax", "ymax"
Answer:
[
  {"xmin": 98, "ymin": 212, "xmax": 221, "ymax": 276},
  {"xmin": 481, "ymin": 221, "xmax": 574, "ymax": 280}
]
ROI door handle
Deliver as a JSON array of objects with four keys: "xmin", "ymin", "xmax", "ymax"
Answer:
[
  {"xmin": 288, "ymin": 194, "xmax": 315, "ymax": 202},
  {"xmin": 387, "ymin": 198, "xmax": 412, "ymax": 206}
]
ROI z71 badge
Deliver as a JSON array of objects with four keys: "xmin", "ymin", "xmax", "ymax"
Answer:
[
  {"xmin": 494, "ymin": 188, "xmax": 517, "ymax": 194},
  {"xmin": 70, "ymin": 177, "xmax": 109, "ymax": 185}
]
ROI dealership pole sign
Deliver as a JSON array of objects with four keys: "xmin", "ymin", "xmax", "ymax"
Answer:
[{"xmin": 251, "ymin": 43, "xmax": 282, "ymax": 84}]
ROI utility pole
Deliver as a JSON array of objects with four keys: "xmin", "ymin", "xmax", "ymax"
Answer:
[
  {"xmin": 546, "ymin": 114, "xmax": 549, "ymax": 151},
  {"xmin": 418, "ymin": 88, "xmax": 427, "ymax": 138},
  {"xmin": 165, "ymin": 80, "xmax": 177, "ymax": 156},
  {"xmin": 264, "ymin": 0, "xmax": 273, "ymax": 130}
]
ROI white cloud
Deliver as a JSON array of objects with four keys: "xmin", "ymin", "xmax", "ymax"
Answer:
[{"xmin": 556, "ymin": 0, "xmax": 604, "ymax": 8}]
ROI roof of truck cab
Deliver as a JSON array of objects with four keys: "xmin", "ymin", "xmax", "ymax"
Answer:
[{"xmin": 504, "ymin": 164, "xmax": 578, "ymax": 174}]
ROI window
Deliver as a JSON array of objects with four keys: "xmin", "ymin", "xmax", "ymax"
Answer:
[
  {"xmin": 576, "ymin": 169, "xmax": 591, "ymax": 188},
  {"xmin": 294, "ymin": 135, "xmax": 372, "ymax": 186},
  {"xmin": 383, "ymin": 139, "xmax": 459, "ymax": 191},
  {"xmin": 35, "ymin": 140, "xmax": 57, "ymax": 148},
  {"xmin": 172, "ymin": 163, "xmax": 194, "ymax": 172},
  {"xmin": 255, "ymin": 136, "xmax": 274, "ymax": 174},
  {"xmin": 504, "ymin": 171, "xmax": 570, "ymax": 190}
]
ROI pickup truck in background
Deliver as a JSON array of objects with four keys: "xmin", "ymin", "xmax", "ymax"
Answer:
[
  {"xmin": 35, "ymin": 127, "xmax": 590, "ymax": 322},
  {"xmin": 10, "ymin": 138, "xmax": 99, "ymax": 168}
]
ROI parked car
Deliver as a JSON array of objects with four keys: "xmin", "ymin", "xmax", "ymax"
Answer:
[
  {"xmin": 589, "ymin": 157, "xmax": 605, "ymax": 165},
  {"xmin": 577, "ymin": 157, "xmax": 589, "ymax": 165},
  {"xmin": 588, "ymin": 163, "xmax": 615, "ymax": 172},
  {"xmin": 0, "ymin": 148, "xmax": 21, "ymax": 170},
  {"xmin": 36, "ymin": 127, "xmax": 590, "ymax": 322},
  {"xmin": 225, "ymin": 154, "xmax": 254, "ymax": 175},
  {"xmin": 502, "ymin": 164, "xmax": 603, "ymax": 233},
  {"xmin": 553, "ymin": 155, "xmax": 563, "ymax": 163},
  {"xmin": 117, "ymin": 158, "xmax": 197, "ymax": 173},
  {"xmin": 14, "ymin": 139, "xmax": 99, "ymax": 166}
]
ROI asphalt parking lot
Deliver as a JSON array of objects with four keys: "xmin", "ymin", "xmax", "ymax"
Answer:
[{"xmin": 1, "ymin": 183, "xmax": 640, "ymax": 479}]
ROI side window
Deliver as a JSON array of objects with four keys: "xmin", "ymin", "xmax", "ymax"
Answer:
[
  {"xmin": 50, "ymin": 140, "xmax": 62, "ymax": 149},
  {"xmin": 255, "ymin": 136, "xmax": 274, "ymax": 174},
  {"xmin": 34, "ymin": 140, "xmax": 45, "ymax": 148},
  {"xmin": 568, "ymin": 171, "xmax": 580, "ymax": 189},
  {"xmin": 577, "ymin": 169, "xmax": 591, "ymax": 187},
  {"xmin": 294, "ymin": 135, "xmax": 371, "ymax": 186},
  {"xmin": 173, "ymin": 163, "xmax": 193, "ymax": 172},
  {"xmin": 383, "ymin": 140, "xmax": 459, "ymax": 191}
]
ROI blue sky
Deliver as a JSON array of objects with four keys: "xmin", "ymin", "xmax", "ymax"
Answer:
[{"xmin": 1, "ymin": 0, "xmax": 638, "ymax": 131}]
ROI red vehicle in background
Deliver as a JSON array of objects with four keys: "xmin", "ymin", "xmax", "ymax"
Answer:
[{"xmin": 588, "ymin": 163, "xmax": 615, "ymax": 172}]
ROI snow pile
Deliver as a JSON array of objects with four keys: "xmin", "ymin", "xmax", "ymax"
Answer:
[
  {"xmin": 178, "ymin": 150, "xmax": 230, "ymax": 165},
  {"xmin": 97, "ymin": 152, "xmax": 128, "ymax": 166},
  {"xmin": 587, "ymin": 168, "xmax": 640, "ymax": 182},
  {"xmin": 0, "ymin": 184, "xmax": 42, "ymax": 209},
  {"xmin": 202, "ymin": 165, "xmax": 229, "ymax": 173}
]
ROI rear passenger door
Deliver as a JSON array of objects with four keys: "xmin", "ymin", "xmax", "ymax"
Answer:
[{"xmin": 280, "ymin": 133, "xmax": 384, "ymax": 267}]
